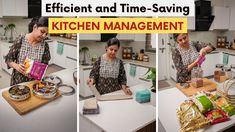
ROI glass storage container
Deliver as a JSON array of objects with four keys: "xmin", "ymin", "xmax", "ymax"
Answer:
[
  {"xmin": 214, "ymin": 64, "xmax": 225, "ymax": 82},
  {"xmin": 191, "ymin": 67, "xmax": 203, "ymax": 88},
  {"xmin": 231, "ymin": 64, "xmax": 235, "ymax": 79},
  {"xmin": 223, "ymin": 67, "xmax": 232, "ymax": 80}
]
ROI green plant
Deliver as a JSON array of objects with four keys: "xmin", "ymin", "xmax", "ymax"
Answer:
[{"xmin": 146, "ymin": 68, "xmax": 156, "ymax": 92}]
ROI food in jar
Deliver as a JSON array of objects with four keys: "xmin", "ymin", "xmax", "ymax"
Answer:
[{"xmin": 191, "ymin": 78, "xmax": 203, "ymax": 88}]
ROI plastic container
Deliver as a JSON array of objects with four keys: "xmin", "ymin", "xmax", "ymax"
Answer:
[
  {"xmin": 135, "ymin": 89, "xmax": 150, "ymax": 103},
  {"xmin": 191, "ymin": 67, "xmax": 203, "ymax": 88}
]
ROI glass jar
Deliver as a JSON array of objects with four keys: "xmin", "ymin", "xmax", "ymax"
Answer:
[
  {"xmin": 214, "ymin": 64, "xmax": 225, "ymax": 82},
  {"xmin": 191, "ymin": 67, "xmax": 203, "ymax": 88},
  {"xmin": 223, "ymin": 67, "xmax": 232, "ymax": 80},
  {"xmin": 231, "ymin": 64, "xmax": 235, "ymax": 79}
]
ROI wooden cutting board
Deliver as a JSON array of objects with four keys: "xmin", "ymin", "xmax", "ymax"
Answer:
[
  {"xmin": 176, "ymin": 78, "xmax": 217, "ymax": 97},
  {"xmin": 2, "ymin": 82, "xmax": 62, "ymax": 115}
]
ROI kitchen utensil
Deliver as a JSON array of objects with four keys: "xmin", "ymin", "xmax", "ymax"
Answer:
[
  {"xmin": 89, "ymin": 86, "xmax": 132, "ymax": 101},
  {"xmin": 2, "ymin": 81, "xmax": 62, "ymax": 115},
  {"xmin": 43, "ymin": 75, "xmax": 62, "ymax": 86},
  {"xmin": 57, "ymin": 84, "xmax": 75, "ymax": 96},
  {"xmin": 8, "ymin": 85, "xmax": 30, "ymax": 101}
]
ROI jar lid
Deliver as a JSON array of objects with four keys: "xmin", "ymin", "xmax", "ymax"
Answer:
[
  {"xmin": 43, "ymin": 75, "xmax": 62, "ymax": 86},
  {"xmin": 57, "ymin": 84, "xmax": 75, "ymax": 96},
  {"xmin": 216, "ymin": 64, "xmax": 224, "ymax": 68},
  {"xmin": 222, "ymin": 67, "xmax": 231, "ymax": 71},
  {"xmin": 231, "ymin": 64, "xmax": 235, "ymax": 69}
]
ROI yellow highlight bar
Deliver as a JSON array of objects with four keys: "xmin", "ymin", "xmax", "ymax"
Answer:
[{"xmin": 49, "ymin": 18, "xmax": 187, "ymax": 34}]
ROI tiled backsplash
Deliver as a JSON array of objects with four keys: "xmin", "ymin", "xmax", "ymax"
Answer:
[
  {"xmin": 188, "ymin": 31, "xmax": 221, "ymax": 46},
  {"xmin": 80, "ymin": 41, "xmax": 156, "ymax": 64}
]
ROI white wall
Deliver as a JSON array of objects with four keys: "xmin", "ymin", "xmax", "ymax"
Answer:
[{"xmin": 0, "ymin": 18, "xmax": 31, "ymax": 37}]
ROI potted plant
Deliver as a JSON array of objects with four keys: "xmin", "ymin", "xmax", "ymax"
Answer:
[{"xmin": 146, "ymin": 68, "xmax": 156, "ymax": 106}]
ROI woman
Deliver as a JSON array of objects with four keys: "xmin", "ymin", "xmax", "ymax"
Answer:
[
  {"xmin": 172, "ymin": 33, "xmax": 215, "ymax": 83},
  {"xmin": 5, "ymin": 16, "xmax": 50, "ymax": 85},
  {"xmin": 87, "ymin": 38, "xmax": 132, "ymax": 95}
]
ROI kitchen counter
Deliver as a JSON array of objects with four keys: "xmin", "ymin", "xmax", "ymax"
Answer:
[
  {"xmin": 216, "ymin": 48, "xmax": 235, "ymax": 55},
  {"xmin": 80, "ymin": 59, "xmax": 155, "ymax": 70},
  {"xmin": 0, "ymin": 69, "xmax": 77, "ymax": 132},
  {"xmin": 50, "ymin": 36, "xmax": 77, "ymax": 46},
  {"xmin": 159, "ymin": 87, "xmax": 235, "ymax": 132},
  {"xmin": 79, "ymin": 83, "xmax": 156, "ymax": 132}
]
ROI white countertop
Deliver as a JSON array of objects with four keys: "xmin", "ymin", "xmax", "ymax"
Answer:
[
  {"xmin": 159, "ymin": 88, "xmax": 235, "ymax": 132},
  {"xmin": 50, "ymin": 36, "xmax": 77, "ymax": 46},
  {"xmin": 79, "ymin": 83, "xmax": 156, "ymax": 132},
  {"xmin": 0, "ymin": 68, "xmax": 77, "ymax": 132}
]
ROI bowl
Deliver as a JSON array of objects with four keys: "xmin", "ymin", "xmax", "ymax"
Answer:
[{"xmin": 32, "ymin": 81, "xmax": 57, "ymax": 99}]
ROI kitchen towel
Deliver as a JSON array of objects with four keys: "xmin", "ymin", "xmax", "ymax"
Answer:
[
  {"xmin": 57, "ymin": 43, "xmax": 64, "ymax": 55},
  {"xmin": 129, "ymin": 65, "xmax": 136, "ymax": 77},
  {"xmin": 223, "ymin": 53, "xmax": 229, "ymax": 65}
]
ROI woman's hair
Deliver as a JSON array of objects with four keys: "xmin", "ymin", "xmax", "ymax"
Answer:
[
  {"xmin": 28, "ymin": 16, "xmax": 49, "ymax": 33},
  {"xmin": 173, "ymin": 33, "xmax": 188, "ymax": 42},
  {"xmin": 107, "ymin": 37, "xmax": 120, "ymax": 47},
  {"xmin": 173, "ymin": 33, "xmax": 180, "ymax": 42}
]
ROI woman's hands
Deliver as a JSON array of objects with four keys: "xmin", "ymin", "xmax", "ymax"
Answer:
[
  {"xmin": 11, "ymin": 62, "xmax": 26, "ymax": 75},
  {"xmin": 87, "ymin": 78, "xmax": 94, "ymax": 87},
  {"xmin": 199, "ymin": 48, "xmax": 207, "ymax": 56},
  {"xmin": 122, "ymin": 85, "xmax": 132, "ymax": 95}
]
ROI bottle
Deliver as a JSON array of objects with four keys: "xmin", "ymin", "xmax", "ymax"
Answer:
[{"xmin": 138, "ymin": 49, "xmax": 144, "ymax": 61}]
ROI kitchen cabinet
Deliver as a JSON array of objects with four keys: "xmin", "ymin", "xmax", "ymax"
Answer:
[
  {"xmin": 52, "ymin": 41, "xmax": 77, "ymax": 69},
  {"xmin": 229, "ymin": 7, "xmax": 235, "ymax": 30},
  {"xmin": 201, "ymin": 52, "xmax": 221, "ymax": 77},
  {"xmin": 47, "ymin": 41, "xmax": 54, "ymax": 65},
  {"xmin": 227, "ymin": 53, "xmax": 235, "ymax": 66},
  {"xmin": 65, "ymin": 45, "xmax": 77, "ymax": 69},
  {"xmin": 0, "ymin": 43, "xmax": 12, "ymax": 74},
  {"xmin": 53, "ymin": 41, "xmax": 67, "ymax": 68},
  {"xmin": 187, "ymin": 17, "xmax": 195, "ymax": 30},
  {"xmin": 126, "ymin": 64, "xmax": 150, "ymax": 86},
  {"xmin": 116, "ymin": 34, "xmax": 135, "ymax": 41},
  {"xmin": 79, "ymin": 68, "xmax": 93, "ymax": 97},
  {"xmin": 79, "ymin": 34, "xmax": 100, "ymax": 41},
  {"xmin": 134, "ymin": 34, "xmax": 146, "ymax": 42},
  {"xmin": 0, "ymin": 0, "xmax": 2, "ymax": 17},
  {"xmin": 210, "ymin": 6, "xmax": 230, "ymax": 30},
  {"xmin": 2, "ymin": 0, "xmax": 28, "ymax": 17}
]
